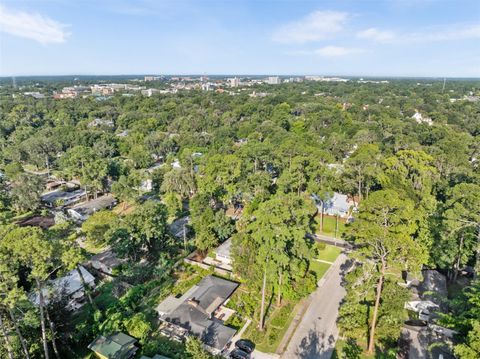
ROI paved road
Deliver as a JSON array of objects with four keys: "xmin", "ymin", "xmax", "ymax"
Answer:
[{"xmin": 282, "ymin": 253, "xmax": 349, "ymax": 359}]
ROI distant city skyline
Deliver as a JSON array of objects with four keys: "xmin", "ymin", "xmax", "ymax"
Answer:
[{"xmin": 1, "ymin": 0, "xmax": 479, "ymax": 77}]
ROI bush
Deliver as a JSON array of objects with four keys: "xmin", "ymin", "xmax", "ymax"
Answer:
[
  {"xmin": 124, "ymin": 313, "xmax": 151, "ymax": 341},
  {"xmin": 270, "ymin": 304, "xmax": 293, "ymax": 327},
  {"xmin": 224, "ymin": 313, "xmax": 244, "ymax": 330},
  {"xmin": 142, "ymin": 336, "xmax": 187, "ymax": 359}
]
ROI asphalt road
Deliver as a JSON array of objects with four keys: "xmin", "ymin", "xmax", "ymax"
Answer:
[{"xmin": 282, "ymin": 253, "xmax": 349, "ymax": 359}]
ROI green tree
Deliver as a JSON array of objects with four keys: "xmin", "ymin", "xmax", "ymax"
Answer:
[
  {"xmin": 347, "ymin": 190, "xmax": 428, "ymax": 353},
  {"xmin": 163, "ymin": 191, "xmax": 183, "ymax": 218},
  {"xmin": 161, "ymin": 168, "xmax": 196, "ymax": 199},
  {"xmin": 124, "ymin": 313, "xmax": 151, "ymax": 341},
  {"xmin": 2, "ymin": 226, "xmax": 58, "ymax": 359},
  {"xmin": 239, "ymin": 193, "xmax": 316, "ymax": 329},
  {"xmin": 109, "ymin": 201, "xmax": 169, "ymax": 261},
  {"xmin": 344, "ymin": 144, "xmax": 382, "ymax": 200},
  {"xmin": 440, "ymin": 183, "xmax": 480, "ymax": 279},
  {"xmin": 81, "ymin": 210, "xmax": 118, "ymax": 248},
  {"xmin": 442, "ymin": 281, "xmax": 480, "ymax": 359},
  {"xmin": 455, "ymin": 321, "xmax": 480, "ymax": 359},
  {"xmin": 185, "ymin": 336, "xmax": 212, "ymax": 359},
  {"xmin": 112, "ymin": 173, "xmax": 140, "ymax": 210},
  {"xmin": 10, "ymin": 173, "xmax": 44, "ymax": 213}
]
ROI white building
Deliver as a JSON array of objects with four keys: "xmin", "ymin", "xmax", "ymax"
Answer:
[
  {"xmin": 29, "ymin": 266, "xmax": 95, "ymax": 310},
  {"xmin": 412, "ymin": 110, "xmax": 433, "ymax": 126},
  {"xmin": 266, "ymin": 76, "xmax": 280, "ymax": 85},
  {"xmin": 322, "ymin": 192, "xmax": 357, "ymax": 218},
  {"xmin": 214, "ymin": 238, "xmax": 232, "ymax": 266},
  {"xmin": 228, "ymin": 77, "xmax": 240, "ymax": 88}
]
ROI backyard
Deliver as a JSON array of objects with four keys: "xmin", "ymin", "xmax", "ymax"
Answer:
[{"xmin": 316, "ymin": 214, "xmax": 347, "ymax": 238}]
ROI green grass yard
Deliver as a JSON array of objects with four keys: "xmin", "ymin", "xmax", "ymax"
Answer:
[
  {"xmin": 332, "ymin": 339, "xmax": 375, "ymax": 359},
  {"xmin": 310, "ymin": 261, "xmax": 331, "ymax": 280},
  {"xmin": 316, "ymin": 215, "xmax": 347, "ymax": 237},
  {"xmin": 317, "ymin": 243, "xmax": 342, "ymax": 263},
  {"xmin": 242, "ymin": 302, "xmax": 298, "ymax": 353},
  {"xmin": 241, "ymin": 245, "xmax": 342, "ymax": 353}
]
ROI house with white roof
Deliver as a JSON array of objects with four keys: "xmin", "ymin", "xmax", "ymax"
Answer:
[
  {"xmin": 30, "ymin": 266, "xmax": 95, "ymax": 310},
  {"xmin": 323, "ymin": 192, "xmax": 357, "ymax": 218}
]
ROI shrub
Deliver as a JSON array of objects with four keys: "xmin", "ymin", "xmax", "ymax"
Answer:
[{"xmin": 124, "ymin": 313, "xmax": 151, "ymax": 341}]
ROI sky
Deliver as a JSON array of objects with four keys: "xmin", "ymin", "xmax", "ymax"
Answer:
[{"xmin": 0, "ymin": 0, "xmax": 479, "ymax": 77}]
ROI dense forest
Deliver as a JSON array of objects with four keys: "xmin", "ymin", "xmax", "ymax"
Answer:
[{"xmin": 0, "ymin": 78, "xmax": 479, "ymax": 359}]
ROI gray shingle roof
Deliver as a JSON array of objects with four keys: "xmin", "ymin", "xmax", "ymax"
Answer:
[{"xmin": 157, "ymin": 275, "xmax": 238, "ymax": 350}]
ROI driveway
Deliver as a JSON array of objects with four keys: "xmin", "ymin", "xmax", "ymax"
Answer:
[{"xmin": 282, "ymin": 253, "xmax": 350, "ymax": 359}]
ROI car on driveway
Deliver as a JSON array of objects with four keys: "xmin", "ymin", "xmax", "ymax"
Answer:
[
  {"xmin": 235, "ymin": 339, "xmax": 255, "ymax": 354},
  {"xmin": 230, "ymin": 348, "xmax": 250, "ymax": 359}
]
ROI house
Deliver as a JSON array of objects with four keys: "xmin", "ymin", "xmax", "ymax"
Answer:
[
  {"xmin": 156, "ymin": 275, "xmax": 239, "ymax": 354},
  {"xmin": 67, "ymin": 195, "xmax": 117, "ymax": 222},
  {"xmin": 41, "ymin": 188, "xmax": 87, "ymax": 208},
  {"xmin": 89, "ymin": 249, "xmax": 123, "ymax": 275},
  {"xmin": 202, "ymin": 238, "xmax": 233, "ymax": 272},
  {"xmin": 88, "ymin": 332, "xmax": 138, "ymax": 359},
  {"xmin": 214, "ymin": 238, "xmax": 232, "ymax": 267},
  {"xmin": 30, "ymin": 266, "xmax": 95, "ymax": 310},
  {"xmin": 411, "ymin": 110, "xmax": 433, "ymax": 126},
  {"xmin": 322, "ymin": 192, "xmax": 357, "ymax": 218},
  {"xmin": 88, "ymin": 118, "xmax": 114, "ymax": 128}
]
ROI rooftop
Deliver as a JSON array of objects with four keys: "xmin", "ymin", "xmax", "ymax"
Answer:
[
  {"xmin": 41, "ymin": 188, "xmax": 86, "ymax": 205},
  {"xmin": 30, "ymin": 266, "xmax": 94, "ymax": 306},
  {"xmin": 156, "ymin": 275, "xmax": 239, "ymax": 350},
  {"xmin": 88, "ymin": 332, "xmax": 137, "ymax": 358},
  {"xmin": 69, "ymin": 194, "xmax": 116, "ymax": 216},
  {"xmin": 214, "ymin": 238, "xmax": 232, "ymax": 259}
]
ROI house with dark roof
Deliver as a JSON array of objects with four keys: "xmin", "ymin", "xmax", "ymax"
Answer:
[
  {"xmin": 41, "ymin": 188, "xmax": 87, "ymax": 208},
  {"xmin": 89, "ymin": 249, "xmax": 124, "ymax": 275},
  {"xmin": 156, "ymin": 275, "xmax": 239, "ymax": 354},
  {"xmin": 88, "ymin": 332, "xmax": 137, "ymax": 359},
  {"xmin": 67, "ymin": 195, "xmax": 117, "ymax": 222}
]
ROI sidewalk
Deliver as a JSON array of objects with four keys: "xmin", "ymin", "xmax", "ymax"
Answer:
[{"xmin": 227, "ymin": 318, "xmax": 252, "ymax": 351}]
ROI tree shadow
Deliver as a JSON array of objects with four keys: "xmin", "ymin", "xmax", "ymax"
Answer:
[{"xmin": 294, "ymin": 323, "xmax": 337, "ymax": 359}]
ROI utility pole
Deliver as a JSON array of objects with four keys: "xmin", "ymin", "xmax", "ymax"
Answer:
[
  {"xmin": 335, "ymin": 214, "xmax": 339, "ymax": 241},
  {"xmin": 183, "ymin": 223, "xmax": 187, "ymax": 251}
]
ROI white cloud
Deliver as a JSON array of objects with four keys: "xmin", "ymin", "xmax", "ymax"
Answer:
[
  {"xmin": 357, "ymin": 28, "xmax": 395, "ymax": 42},
  {"xmin": 314, "ymin": 46, "xmax": 363, "ymax": 57},
  {"xmin": 405, "ymin": 23, "xmax": 480, "ymax": 42},
  {"xmin": 357, "ymin": 24, "xmax": 480, "ymax": 44},
  {"xmin": 0, "ymin": 5, "xmax": 70, "ymax": 44},
  {"xmin": 272, "ymin": 10, "xmax": 348, "ymax": 44}
]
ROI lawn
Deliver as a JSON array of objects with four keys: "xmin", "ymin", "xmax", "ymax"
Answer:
[
  {"xmin": 317, "ymin": 243, "xmax": 342, "ymax": 263},
  {"xmin": 241, "ymin": 250, "xmax": 338, "ymax": 353},
  {"xmin": 242, "ymin": 301, "xmax": 298, "ymax": 353},
  {"xmin": 332, "ymin": 339, "xmax": 374, "ymax": 359},
  {"xmin": 310, "ymin": 261, "xmax": 331, "ymax": 280},
  {"xmin": 316, "ymin": 215, "xmax": 347, "ymax": 237}
]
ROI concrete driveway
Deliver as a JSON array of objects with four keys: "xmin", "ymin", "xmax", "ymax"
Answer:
[{"xmin": 282, "ymin": 253, "xmax": 350, "ymax": 359}]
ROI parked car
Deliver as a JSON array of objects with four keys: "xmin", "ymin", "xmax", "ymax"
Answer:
[
  {"xmin": 230, "ymin": 349, "xmax": 250, "ymax": 359},
  {"xmin": 235, "ymin": 339, "xmax": 255, "ymax": 354}
]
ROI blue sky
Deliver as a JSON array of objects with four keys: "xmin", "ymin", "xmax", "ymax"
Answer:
[{"xmin": 0, "ymin": 0, "xmax": 479, "ymax": 77}]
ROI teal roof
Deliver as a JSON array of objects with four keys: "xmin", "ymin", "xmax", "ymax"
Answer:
[{"xmin": 88, "ymin": 333, "xmax": 136, "ymax": 358}]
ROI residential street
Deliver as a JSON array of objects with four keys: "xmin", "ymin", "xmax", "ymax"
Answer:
[{"xmin": 282, "ymin": 253, "xmax": 349, "ymax": 359}]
